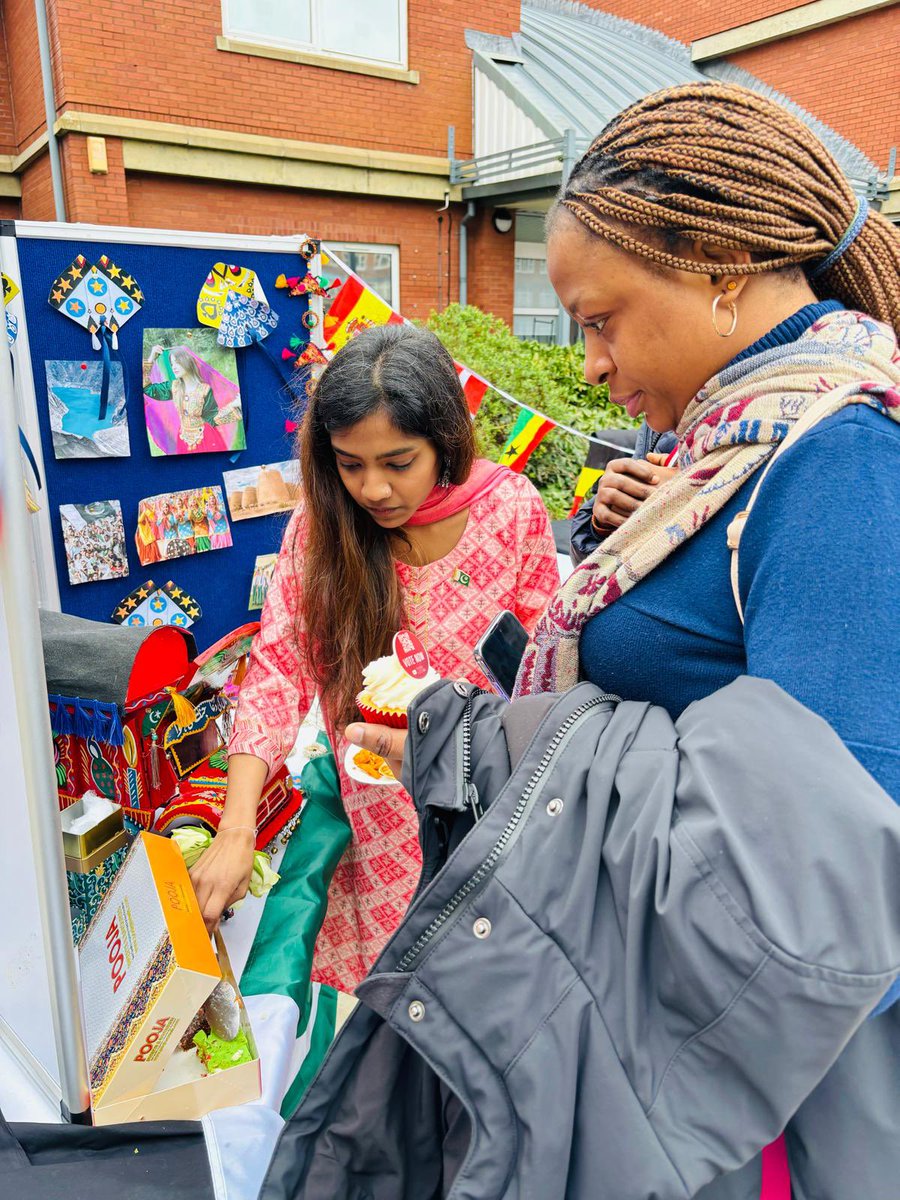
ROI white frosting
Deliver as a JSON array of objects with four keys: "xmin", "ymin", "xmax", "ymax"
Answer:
[{"xmin": 359, "ymin": 651, "xmax": 440, "ymax": 710}]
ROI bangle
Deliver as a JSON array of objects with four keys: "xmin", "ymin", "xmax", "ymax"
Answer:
[{"xmin": 217, "ymin": 824, "xmax": 257, "ymax": 837}]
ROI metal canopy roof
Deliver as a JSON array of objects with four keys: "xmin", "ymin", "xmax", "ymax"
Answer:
[{"xmin": 460, "ymin": 0, "xmax": 878, "ymax": 200}]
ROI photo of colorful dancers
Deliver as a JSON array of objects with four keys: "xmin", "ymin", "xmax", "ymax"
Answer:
[{"xmin": 134, "ymin": 485, "xmax": 232, "ymax": 566}]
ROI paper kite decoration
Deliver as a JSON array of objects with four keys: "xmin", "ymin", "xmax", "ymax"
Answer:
[
  {"xmin": 197, "ymin": 262, "xmax": 278, "ymax": 348},
  {"xmin": 4, "ymin": 273, "xmax": 20, "ymax": 346},
  {"xmin": 219, "ymin": 290, "xmax": 279, "ymax": 348},
  {"xmin": 48, "ymin": 254, "xmax": 142, "ymax": 350},
  {"xmin": 275, "ymin": 272, "xmax": 339, "ymax": 300},
  {"xmin": 281, "ymin": 336, "xmax": 329, "ymax": 370},
  {"xmin": 111, "ymin": 579, "xmax": 202, "ymax": 628}
]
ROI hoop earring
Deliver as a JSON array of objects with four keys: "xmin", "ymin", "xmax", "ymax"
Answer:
[{"xmin": 711, "ymin": 292, "xmax": 738, "ymax": 338}]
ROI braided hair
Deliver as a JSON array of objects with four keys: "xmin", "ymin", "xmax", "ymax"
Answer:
[{"xmin": 556, "ymin": 82, "xmax": 900, "ymax": 332}]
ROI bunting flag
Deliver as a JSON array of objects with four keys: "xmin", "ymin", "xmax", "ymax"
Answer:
[
  {"xmin": 498, "ymin": 408, "xmax": 555, "ymax": 472},
  {"xmin": 568, "ymin": 465, "xmax": 604, "ymax": 517},
  {"xmin": 323, "ymin": 275, "xmax": 403, "ymax": 352},
  {"xmin": 454, "ymin": 363, "xmax": 489, "ymax": 417}
]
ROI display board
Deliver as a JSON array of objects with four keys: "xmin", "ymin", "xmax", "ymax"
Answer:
[{"xmin": 2, "ymin": 221, "xmax": 324, "ymax": 648}]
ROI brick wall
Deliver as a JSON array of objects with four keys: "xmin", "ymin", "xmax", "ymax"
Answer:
[
  {"xmin": 728, "ymin": 7, "xmax": 899, "ymax": 167},
  {"xmin": 61, "ymin": 134, "xmax": 129, "ymax": 224},
  {"xmin": 578, "ymin": 1, "xmax": 896, "ymax": 169},
  {"xmin": 19, "ymin": 154, "xmax": 56, "ymax": 221},
  {"xmin": 464, "ymin": 208, "xmax": 515, "ymax": 323},
  {"xmin": 575, "ymin": 0, "xmax": 791, "ymax": 44},
  {"xmin": 39, "ymin": 0, "xmax": 518, "ymax": 160},
  {"xmin": 124, "ymin": 172, "xmax": 515, "ymax": 321},
  {"xmin": 4, "ymin": 0, "xmax": 51, "ymax": 147},
  {"xmin": 0, "ymin": 7, "xmax": 16, "ymax": 155}
]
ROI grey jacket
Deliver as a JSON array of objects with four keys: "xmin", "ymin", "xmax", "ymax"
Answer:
[{"xmin": 260, "ymin": 678, "xmax": 900, "ymax": 1200}]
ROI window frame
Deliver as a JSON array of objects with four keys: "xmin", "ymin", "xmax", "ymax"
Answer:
[
  {"xmin": 326, "ymin": 241, "xmax": 401, "ymax": 310},
  {"xmin": 513, "ymin": 240, "xmax": 558, "ymax": 342},
  {"xmin": 221, "ymin": 0, "xmax": 409, "ymax": 72}
]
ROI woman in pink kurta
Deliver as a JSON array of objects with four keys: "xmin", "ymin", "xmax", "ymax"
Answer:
[{"xmin": 191, "ymin": 324, "xmax": 559, "ymax": 991}]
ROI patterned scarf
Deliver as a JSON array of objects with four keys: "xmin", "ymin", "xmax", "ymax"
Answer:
[{"xmin": 515, "ymin": 309, "xmax": 900, "ymax": 697}]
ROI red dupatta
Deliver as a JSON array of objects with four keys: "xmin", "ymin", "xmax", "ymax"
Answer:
[{"xmin": 405, "ymin": 458, "xmax": 507, "ymax": 527}]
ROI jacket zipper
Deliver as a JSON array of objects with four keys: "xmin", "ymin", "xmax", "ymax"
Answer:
[
  {"xmin": 461, "ymin": 690, "xmax": 484, "ymax": 820},
  {"xmin": 398, "ymin": 692, "xmax": 617, "ymax": 972}
]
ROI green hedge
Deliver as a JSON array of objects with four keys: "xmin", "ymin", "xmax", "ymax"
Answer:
[{"xmin": 425, "ymin": 304, "xmax": 636, "ymax": 518}]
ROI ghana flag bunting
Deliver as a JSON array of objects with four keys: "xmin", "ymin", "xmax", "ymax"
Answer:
[
  {"xmin": 323, "ymin": 275, "xmax": 403, "ymax": 352},
  {"xmin": 498, "ymin": 408, "xmax": 555, "ymax": 472},
  {"xmin": 454, "ymin": 363, "xmax": 489, "ymax": 417},
  {"xmin": 569, "ymin": 465, "xmax": 604, "ymax": 517}
]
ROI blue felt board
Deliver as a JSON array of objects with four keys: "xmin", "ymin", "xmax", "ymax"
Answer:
[{"xmin": 13, "ymin": 232, "xmax": 315, "ymax": 651}]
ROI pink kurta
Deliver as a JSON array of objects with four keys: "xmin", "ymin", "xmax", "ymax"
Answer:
[{"xmin": 229, "ymin": 468, "xmax": 560, "ymax": 990}]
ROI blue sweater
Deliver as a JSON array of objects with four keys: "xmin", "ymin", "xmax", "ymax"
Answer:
[{"xmin": 580, "ymin": 310, "xmax": 900, "ymax": 806}]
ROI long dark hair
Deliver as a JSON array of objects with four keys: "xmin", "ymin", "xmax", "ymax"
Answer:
[{"xmin": 297, "ymin": 324, "xmax": 476, "ymax": 725}]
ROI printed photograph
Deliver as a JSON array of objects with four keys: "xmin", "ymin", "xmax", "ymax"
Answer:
[
  {"xmin": 142, "ymin": 327, "xmax": 245, "ymax": 457},
  {"xmin": 223, "ymin": 459, "xmax": 300, "ymax": 522},
  {"xmin": 46, "ymin": 360, "xmax": 131, "ymax": 459},
  {"xmin": 134, "ymin": 485, "xmax": 232, "ymax": 566},
  {"xmin": 59, "ymin": 500, "xmax": 129, "ymax": 586},
  {"xmin": 248, "ymin": 553, "xmax": 278, "ymax": 610}
]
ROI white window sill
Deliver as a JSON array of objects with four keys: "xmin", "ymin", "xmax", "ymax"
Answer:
[{"xmin": 216, "ymin": 35, "xmax": 420, "ymax": 84}]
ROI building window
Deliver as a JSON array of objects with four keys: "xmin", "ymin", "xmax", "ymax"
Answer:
[
  {"xmin": 223, "ymin": 0, "xmax": 408, "ymax": 69},
  {"xmin": 513, "ymin": 232, "xmax": 558, "ymax": 344},
  {"xmin": 326, "ymin": 243, "xmax": 400, "ymax": 310}
]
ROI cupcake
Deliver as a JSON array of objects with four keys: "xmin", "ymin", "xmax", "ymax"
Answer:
[{"xmin": 357, "ymin": 645, "xmax": 440, "ymax": 728}]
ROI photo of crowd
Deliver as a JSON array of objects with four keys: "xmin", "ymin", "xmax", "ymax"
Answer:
[{"xmin": 59, "ymin": 501, "xmax": 129, "ymax": 586}]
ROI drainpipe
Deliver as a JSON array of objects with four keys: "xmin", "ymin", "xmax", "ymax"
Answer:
[
  {"xmin": 34, "ymin": 0, "xmax": 67, "ymax": 221},
  {"xmin": 556, "ymin": 127, "xmax": 578, "ymax": 346},
  {"xmin": 458, "ymin": 201, "xmax": 476, "ymax": 307}
]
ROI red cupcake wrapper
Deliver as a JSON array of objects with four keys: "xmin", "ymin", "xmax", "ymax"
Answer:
[{"xmin": 357, "ymin": 700, "xmax": 408, "ymax": 729}]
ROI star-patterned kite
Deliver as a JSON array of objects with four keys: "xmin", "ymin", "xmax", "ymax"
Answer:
[
  {"xmin": 111, "ymin": 578, "xmax": 202, "ymax": 628},
  {"xmin": 48, "ymin": 253, "xmax": 143, "ymax": 350}
]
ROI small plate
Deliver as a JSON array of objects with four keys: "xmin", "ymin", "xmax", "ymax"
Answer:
[{"xmin": 343, "ymin": 743, "xmax": 400, "ymax": 787}]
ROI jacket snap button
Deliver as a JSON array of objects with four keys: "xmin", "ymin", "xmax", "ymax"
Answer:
[
  {"xmin": 408, "ymin": 1000, "xmax": 426, "ymax": 1022},
  {"xmin": 417, "ymin": 712, "xmax": 431, "ymax": 733},
  {"xmin": 546, "ymin": 798, "xmax": 564, "ymax": 816},
  {"xmin": 473, "ymin": 917, "xmax": 492, "ymax": 939},
  {"xmin": 452, "ymin": 680, "xmax": 469, "ymax": 697}
]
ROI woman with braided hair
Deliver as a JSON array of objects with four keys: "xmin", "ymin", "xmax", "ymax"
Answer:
[
  {"xmin": 518, "ymin": 81, "xmax": 900, "ymax": 1198},
  {"xmin": 345, "ymin": 81, "xmax": 900, "ymax": 1199}
]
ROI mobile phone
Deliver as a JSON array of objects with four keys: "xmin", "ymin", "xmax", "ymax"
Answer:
[{"xmin": 473, "ymin": 610, "xmax": 529, "ymax": 701}]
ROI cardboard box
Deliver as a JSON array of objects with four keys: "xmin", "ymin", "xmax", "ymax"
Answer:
[
  {"xmin": 94, "ymin": 935, "xmax": 261, "ymax": 1124},
  {"xmin": 80, "ymin": 832, "xmax": 222, "ymax": 1119},
  {"xmin": 79, "ymin": 832, "xmax": 261, "ymax": 1125}
]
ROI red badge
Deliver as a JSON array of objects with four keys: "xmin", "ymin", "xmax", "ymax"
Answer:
[{"xmin": 393, "ymin": 629, "xmax": 430, "ymax": 679}]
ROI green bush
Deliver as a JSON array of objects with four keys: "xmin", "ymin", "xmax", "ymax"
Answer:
[{"xmin": 425, "ymin": 304, "xmax": 637, "ymax": 518}]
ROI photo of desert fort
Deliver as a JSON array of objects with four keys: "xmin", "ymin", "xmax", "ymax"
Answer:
[{"xmin": 223, "ymin": 460, "xmax": 301, "ymax": 521}]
